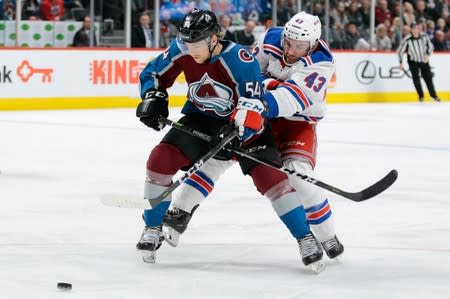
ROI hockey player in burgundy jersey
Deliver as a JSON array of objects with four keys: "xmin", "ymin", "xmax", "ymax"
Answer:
[
  {"xmin": 135, "ymin": 8, "xmax": 324, "ymax": 271},
  {"xmin": 165, "ymin": 11, "xmax": 344, "ymax": 266}
]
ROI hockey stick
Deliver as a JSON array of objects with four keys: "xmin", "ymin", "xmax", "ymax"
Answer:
[
  {"xmin": 159, "ymin": 117, "xmax": 398, "ymax": 202},
  {"xmin": 101, "ymin": 128, "xmax": 238, "ymax": 209}
]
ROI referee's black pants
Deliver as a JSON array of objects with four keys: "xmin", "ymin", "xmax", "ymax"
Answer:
[{"xmin": 408, "ymin": 60, "xmax": 437, "ymax": 99}]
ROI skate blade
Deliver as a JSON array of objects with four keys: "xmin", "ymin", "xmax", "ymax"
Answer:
[
  {"xmin": 307, "ymin": 260, "xmax": 326, "ymax": 274},
  {"xmin": 140, "ymin": 250, "xmax": 156, "ymax": 263},
  {"xmin": 163, "ymin": 227, "xmax": 180, "ymax": 247},
  {"xmin": 332, "ymin": 254, "xmax": 343, "ymax": 263}
]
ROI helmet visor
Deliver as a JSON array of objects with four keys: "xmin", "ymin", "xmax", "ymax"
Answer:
[{"xmin": 176, "ymin": 34, "xmax": 210, "ymax": 55}]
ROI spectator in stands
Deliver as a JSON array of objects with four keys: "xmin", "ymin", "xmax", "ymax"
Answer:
[
  {"xmin": 392, "ymin": 1, "xmax": 401, "ymax": 19},
  {"xmin": 418, "ymin": 17, "xmax": 428, "ymax": 33},
  {"xmin": 432, "ymin": 29, "xmax": 448, "ymax": 51},
  {"xmin": 402, "ymin": 24, "xmax": 411, "ymax": 38},
  {"xmin": 1, "ymin": 0, "xmax": 15, "ymax": 20},
  {"xmin": 231, "ymin": 12, "xmax": 245, "ymax": 25},
  {"xmin": 72, "ymin": 15, "xmax": 97, "ymax": 47},
  {"xmin": 331, "ymin": 1, "xmax": 349, "ymax": 29},
  {"xmin": 347, "ymin": 1, "xmax": 364, "ymax": 28},
  {"xmin": 372, "ymin": 23, "xmax": 392, "ymax": 50},
  {"xmin": 40, "ymin": 0, "xmax": 65, "ymax": 21},
  {"xmin": 329, "ymin": 22, "xmax": 345, "ymax": 49},
  {"xmin": 375, "ymin": 0, "xmax": 392, "ymax": 25},
  {"xmin": 391, "ymin": 16, "xmax": 403, "ymax": 49},
  {"xmin": 219, "ymin": 14, "xmax": 234, "ymax": 41},
  {"xmin": 359, "ymin": 0, "xmax": 371, "ymax": 29},
  {"xmin": 232, "ymin": 20, "xmax": 256, "ymax": 48},
  {"xmin": 415, "ymin": 0, "xmax": 433, "ymax": 22},
  {"xmin": 277, "ymin": 0, "xmax": 297, "ymax": 25},
  {"xmin": 403, "ymin": 2, "xmax": 416, "ymax": 27},
  {"xmin": 21, "ymin": 0, "xmax": 40, "ymax": 20},
  {"xmin": 313, "ymin": 2, "xmax": 327, "ymax": 30},
  {"xmin": 343, "ymin": 21, "xmax": 362, "ymax": 49},
  {"xmin": 426, "ymin": 19, "xmax": 436, "ymax": 39},
  {"xmin": 159, "ymin": 12, "xmax": 177, "ymax": 48},
  {"xmin": 131, "ymin": 12, "xmax": 153, "ymax": 48},
  {"xmin": 435, "ymin": 17, "xmax": 448, "ymax": 33}
]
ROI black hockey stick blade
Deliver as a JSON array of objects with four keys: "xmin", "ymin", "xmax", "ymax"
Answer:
[
  {"xmin": 341, "ymin": 169, "xmax": 398, "ymax": 201},
  {"xmin": 232, "ymin": 148, "xmax": 398, "ymax": 202}
]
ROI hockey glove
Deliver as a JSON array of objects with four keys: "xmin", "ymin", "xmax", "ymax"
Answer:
[
  {"xmin": 230, "ymin": 97, "xmax": 266, "ymax": 143},
  {"xmin": 262, "ymin": 78, "xmax": 282, "ymax": 92},
  {"xmin": 212, "ymin": 124, "xmax": 240, "ymax": 160},
  {"xmin": 136, "ymin": 89, "xmax": 169, "ymax": 131}
]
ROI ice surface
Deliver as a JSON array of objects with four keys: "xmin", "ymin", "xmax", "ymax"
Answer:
[{"xmin": 1, "ymin": 103, "xmax": 449, "ymax": 299}]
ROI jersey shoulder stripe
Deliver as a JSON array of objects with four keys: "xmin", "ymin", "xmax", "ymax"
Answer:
[
  {"xmin": 301, "ymin": 39, "xmax": 334, "ymax": 66},
  {"xmin": 262, "ymin": 27, "xmax": 284, "ymax": 58}
]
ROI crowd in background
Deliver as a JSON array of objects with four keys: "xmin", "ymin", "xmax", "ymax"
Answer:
[{"xmin": 0, "ymin": 0, "xmax": 448, "ymax": 51}]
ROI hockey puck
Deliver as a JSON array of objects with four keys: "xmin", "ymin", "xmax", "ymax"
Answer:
[{"xmin": 57, "ymin": 282, "xmax": 72, "ymax": 290}]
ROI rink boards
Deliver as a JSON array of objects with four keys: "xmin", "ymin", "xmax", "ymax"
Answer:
[{"xmin": 0, "ymin": 48, "xmax": 449, "ymax": 110}]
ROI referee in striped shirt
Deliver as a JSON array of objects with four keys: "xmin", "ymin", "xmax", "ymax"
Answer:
[{"xmin": 398, "ymin": 22, "xmax": 441, "ymax": 102}]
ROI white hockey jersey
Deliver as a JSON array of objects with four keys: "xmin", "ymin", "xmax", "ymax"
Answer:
[{"xmin": 253, "ymin": 27, "xmax": 335, "ymax": 122}]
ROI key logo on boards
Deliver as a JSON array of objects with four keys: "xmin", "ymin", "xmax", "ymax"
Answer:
[{"xmin": 16, "ymin": 60, "xmax": 53, "ymax": 83}]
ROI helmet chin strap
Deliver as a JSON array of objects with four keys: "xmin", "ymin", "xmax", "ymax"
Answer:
[{"xmin": 207, "ymin": 37, "xmax": 218, "ymax": 60}]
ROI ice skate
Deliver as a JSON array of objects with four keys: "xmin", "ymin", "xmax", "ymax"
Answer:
[
  {"xmin": 433, "ymin": 97, "xmax": 441, "ymax": 102},
  {"xmin": 136, "ymin": 226, "xmax": 164, "ymax": 263},
  {"xmin": 163, "ymin": 206, "xmax": 197, "ymax": 247},
  {"xmin": 321, "ymin": 235, "xmax": 344, "ymax": 261},
  {"xmin": 297, "ymin": 232, "xmax": 325, "ymax": 274}
]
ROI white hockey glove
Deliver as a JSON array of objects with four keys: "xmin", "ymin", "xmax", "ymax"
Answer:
[{"xmin": 230, "ymin": 97, "xmax": 266, "ymax": 142}]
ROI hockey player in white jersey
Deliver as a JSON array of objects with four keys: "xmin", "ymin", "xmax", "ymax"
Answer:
[{"xmin": 164, "ymin": 11, "xmax": 344, "ymax": 263}]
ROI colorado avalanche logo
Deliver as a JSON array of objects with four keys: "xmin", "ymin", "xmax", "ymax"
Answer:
[
  {"xmin": 188, "ymin": 73, "xmax": 234, "ymax": 117},
  {"xmin": 238, "ymin": 49, "xmax": 255, "ymax": 63}
]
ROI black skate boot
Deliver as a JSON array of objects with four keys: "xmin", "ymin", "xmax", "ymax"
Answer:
[
  {"xmin": 163, "ymin": 205, "xmax": 198, "ymax": 247},
  {"xmin": 297, "ymin": 232, "xmax": 325, "ymax": 273},
  {"xmin": 321, "ymin": 235, "xmax": 344, "ymax": 260},
  {"xmin": 136, "ymin": 225, "xmax": 164, "ymax": 263}
]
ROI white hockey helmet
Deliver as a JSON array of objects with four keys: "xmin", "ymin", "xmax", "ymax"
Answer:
[{"xmin": 283, "ymin": 11, "xmax": 321, "ymax": 43}]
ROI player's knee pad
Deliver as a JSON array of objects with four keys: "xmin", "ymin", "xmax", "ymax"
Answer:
[{"xmin": 147, "ymin": 143, "xmax": 191, "ymax": 175}]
